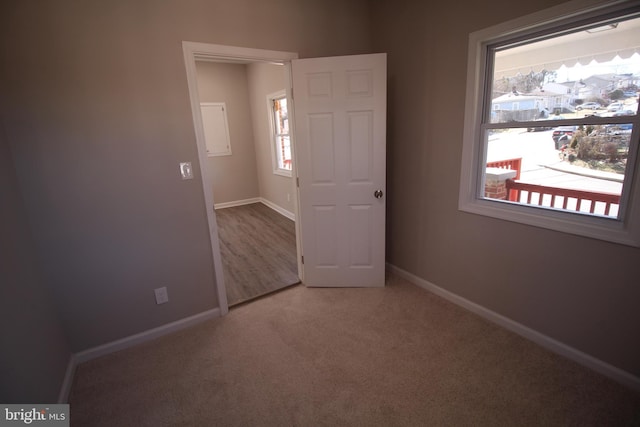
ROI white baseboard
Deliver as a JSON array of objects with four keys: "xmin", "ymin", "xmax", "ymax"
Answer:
[
  {"xmin": 57, "ymin": 355, "xmax": 77, "ymax": 403},
  {"xmin": 57, "ymin": 308, "xmax": 221, "ymax": 402},
  {"xmin": 73, "ymin": 308, "xmax": 221, "ymax": 364},
  {"xmin": 214, "ymin": 198, "xmax": 261, "ymax": 210},
  {"xmin": 213, "ymin": 197, "xmax": 295, "ymax": 222},
  {"xmin": 213, "ymin": 197, "xmax": 295, "ymax": 221},
  {"xmin": 260, "ymin": 198, "xmax": 295, "ymax": 221},
  {"xmin": 387, "ymin": 263, "xmax": 640, "ymax": 392}
]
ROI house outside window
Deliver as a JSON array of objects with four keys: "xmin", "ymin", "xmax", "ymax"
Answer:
[
  {"xmin": 460, "ymin": 0, "xmax": 640, "ymax": 247},
  {"xmin": 268, "ymin": 90, "xmax": 292, "ymax": 176}
]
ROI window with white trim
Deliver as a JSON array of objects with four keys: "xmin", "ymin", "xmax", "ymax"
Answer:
[
  {"xmin": 460, "ymin": 1, "xmax": 640, "ymax": 247},
  {"xmin": 268, "ymin": 91, "xmax": 292, "ymax": 176}
]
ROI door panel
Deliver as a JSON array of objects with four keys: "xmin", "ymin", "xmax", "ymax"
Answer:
[
  {"xmin": 308, "ymin": 114, "xmax": 335, "ymax": 182},
  {"xmin": 292, "ymin": 53, "xmax": 386, "ymax": 287}
]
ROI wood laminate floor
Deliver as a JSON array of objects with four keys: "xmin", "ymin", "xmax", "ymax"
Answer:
[{"xmin": 215, "ymin": 202, "xmax": 299, "ymax": 306}]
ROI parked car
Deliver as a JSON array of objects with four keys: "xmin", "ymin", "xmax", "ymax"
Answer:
[
  {"xmin": 607, "ymin": 102, "xmax": 625, "ymax": 112},
  {"xmin": 613, "ymin": 109, "xmax": 636, "ymax": 116},
  {"xmin": 552, "ymin": 125, "xmax": 577, "ymax": 149},
  {"xmin": 576, "ymin": 102, "xmax": 601, "ymax": 110},
  {"xmin": 605, "ymin": 123, "xmax": 633, "ymax": 135}
]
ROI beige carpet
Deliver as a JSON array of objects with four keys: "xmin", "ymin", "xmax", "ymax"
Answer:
[{"xmin": 69, "ymin": 274, "xmax": 640, "ymax": 426}]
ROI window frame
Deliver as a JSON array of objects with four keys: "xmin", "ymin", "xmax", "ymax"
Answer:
[
  {"xmin": 459, "ymin": 0, "xmax": 640, "ymax": 247},
  {"xmin": 267, "ymin": 90, "xmax": 292, "ymax": 177}
]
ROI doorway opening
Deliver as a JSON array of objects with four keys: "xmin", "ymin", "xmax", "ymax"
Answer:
[{"xmin": 182, "ymin": 42, "xmax": 302, "ymax": 313}]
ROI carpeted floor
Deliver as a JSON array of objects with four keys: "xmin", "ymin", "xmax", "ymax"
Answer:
[{"xmin": 68, "ymin": 274, "xmax": 640, "ymax": 426}]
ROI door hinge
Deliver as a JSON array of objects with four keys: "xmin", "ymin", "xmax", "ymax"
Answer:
[
  {"xmin": 296, "ymin": 177, "xmax": 300, "ymax": 187},
  {"xmin": 290, "ymin": 87, "xmax": 294, "ymax": 100},
  {"xmin": 301, "ymin": 255, "xmax": 304, "ymax": 264}
]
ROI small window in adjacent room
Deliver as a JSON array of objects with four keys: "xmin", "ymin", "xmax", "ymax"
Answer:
[
  {"xmin": 460, "ymin": 1, "xmax": 640, "ymax": 247},
  {"xmin": 268, "ymin": 91, "xmax": 292, "ymax": 176}
]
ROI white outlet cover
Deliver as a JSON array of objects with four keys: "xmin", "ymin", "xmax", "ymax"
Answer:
[
  {"xmin": 180, "ymin": 162, "xmax": 194, "ymax": 180},
  {"xmin": 154, "ymin": 287, "xmax": 169, "ymax": 305}
]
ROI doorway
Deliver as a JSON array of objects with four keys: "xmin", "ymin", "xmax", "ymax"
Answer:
[
  {"xmin": 183, "ymin": 42, "xmax": 302, "ymax": 313},
  {"xmin": 193, "ymin": 59, "xmax": 299, "ymax": 305},
  {"xmin": 184, "ymin": 44, "xmax": 388, "ymax": 312}
]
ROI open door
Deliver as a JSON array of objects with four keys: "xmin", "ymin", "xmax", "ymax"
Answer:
[{"xmin": 292, "ymin": 53, "xmax": 387, "ymax": 287}]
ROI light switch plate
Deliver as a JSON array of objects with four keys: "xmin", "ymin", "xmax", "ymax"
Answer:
[{"xmin": 180, "ymin": 162, "xmax": 194, "ymax": 180}]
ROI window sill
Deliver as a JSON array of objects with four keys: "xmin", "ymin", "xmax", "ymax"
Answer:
[
  {"xmin": 273, "ymin": 168, "xmax": 293, "ymax": 178},
  {"xmin": 458, "ymin": 195, "xmax": 640, "ymax": 247}
]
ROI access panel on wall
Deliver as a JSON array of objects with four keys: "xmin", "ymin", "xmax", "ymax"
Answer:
[{"xmin": 200, "ymin": 102, "xmax": 232, "ymax": 156}]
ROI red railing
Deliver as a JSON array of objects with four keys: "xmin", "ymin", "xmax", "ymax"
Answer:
[
  {"xmin": 487, "ymin": 158, "xmax": 522, "ymax": 201},
  {"xmin": 505, "ymin": 179, "xmax": 621, "ymax": 216},
  {"xmin": 486, "ymin": 158, "xmax": 522, "ymax": 179}
]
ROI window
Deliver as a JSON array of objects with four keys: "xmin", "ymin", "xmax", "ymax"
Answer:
[
  {"xmin": 268, "ymin": 91, "xmax": 292, "ymax": 176},
  {"xmin": 460, "ymin": 1, "xmax": 640, "ymax": 246}
]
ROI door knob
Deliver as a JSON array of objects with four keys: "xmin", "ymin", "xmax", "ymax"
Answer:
[{"xmin": 374, "ymin": 190, "xmax": 384, "ymax": 199}]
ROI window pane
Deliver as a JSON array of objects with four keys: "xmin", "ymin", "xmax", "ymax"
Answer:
[
  {"xmin": 274, "ymin": 97, "xmax": 289, "ymax": 135},
  {"xmin": 489, "ymin": 16, "xmax": 640, "ymax": 125},
  {"xmin": 271, "ymin": 94, "xmax": 292, "ymax": 173},
  {"xmin": 277, "ymin": 135, "xmax": 292, "ymax": 170},
  {"xmin": 481, "ymin": 14, "xmax": 640, "ymax": 219},
  {"xmin": 484, "ymin": 123, "xmax": 631, "ymax": 217}
]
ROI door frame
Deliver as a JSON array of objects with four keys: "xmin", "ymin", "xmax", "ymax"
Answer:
[{"xmin": 182, "ymin": 41, "xmax": 302, "ymax": 315}]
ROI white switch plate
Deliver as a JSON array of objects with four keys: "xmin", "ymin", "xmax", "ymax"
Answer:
[
  {"xmin": 154, "ymin": 287, "xmax": 169, "ymax": 305},
  {"xmin": 180, "ymin": 162, "xmax": 194, "ymax": 180}
]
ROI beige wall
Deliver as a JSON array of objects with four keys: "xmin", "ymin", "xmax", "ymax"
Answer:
[
  {"xmin": 371, "ymin": 0, "xmax": 640, "ymax": 377},
  {"xmin": 0, "ymin": 0, "xmax": 371, "ymax": 353},
  {"xmin": 246, "ymin": 62, "xmax": 295, "ymax": 214},
  {"xmin": 195, "ymin": 61, "xmax": 294, "ymax": 212},
  {"xmin": 0, "ymin": 129, "xmax": 71, "ymax": 402},
  {"xmin": 195, "ymin": 62, "xmax": 260, "ymax": 204}
]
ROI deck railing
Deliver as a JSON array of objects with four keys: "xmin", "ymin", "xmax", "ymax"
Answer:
[
  {"xmin": 487, "ymin": 158, "xmax": 522, "ymax": 201},
  {"xmin": 486, "ymin": 158, "xmax": 522, "ymax": 179},
  {"xmin": 505, "ymin": 179, "xmax": 621, "ymax": 216}
]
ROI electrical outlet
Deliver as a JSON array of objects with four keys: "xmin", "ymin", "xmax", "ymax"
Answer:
[{"xmin": 154, "ymin": 287, "xmax": 169, "ymax": 305}]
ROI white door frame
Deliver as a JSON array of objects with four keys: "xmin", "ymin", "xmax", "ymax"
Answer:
[{"xmin": 182, "ymin": 41, "xmax": 301, "ymax": 315}]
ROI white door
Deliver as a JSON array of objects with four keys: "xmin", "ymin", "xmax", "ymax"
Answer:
[{"xmin": 292, "ymin": 53, "xmax": 386, "ymax": 287}]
